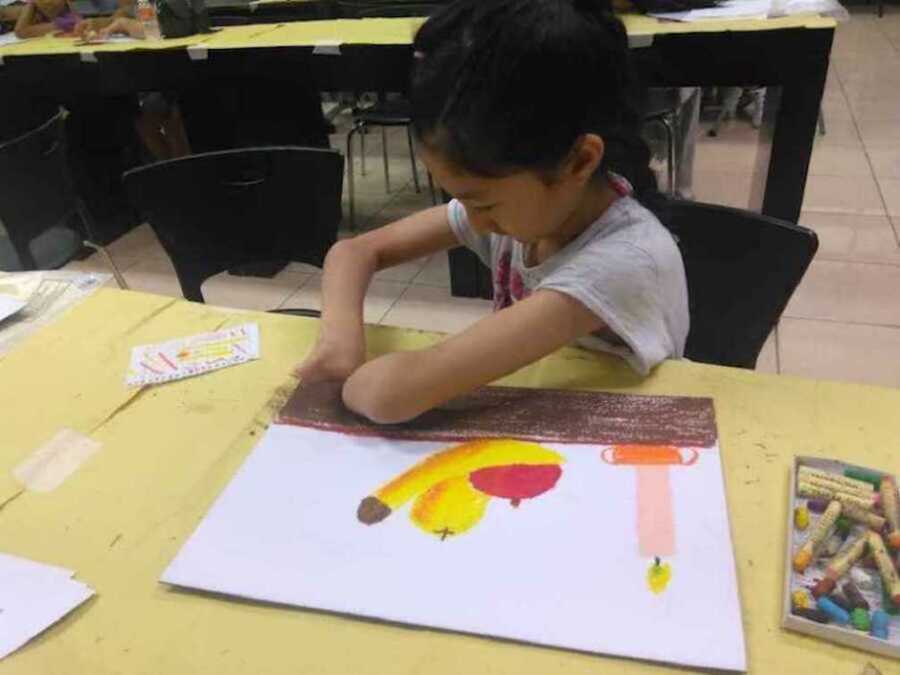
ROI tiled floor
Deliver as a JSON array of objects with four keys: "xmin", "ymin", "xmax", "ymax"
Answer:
[{"xmin": 67, "ymin": 7, "xmax": 900, "ymax": 388}]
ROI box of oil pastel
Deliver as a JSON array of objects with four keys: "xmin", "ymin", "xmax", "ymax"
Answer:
[{"xmin": 782, "ymin": 456, "xmax": 900, "ymax": 658}]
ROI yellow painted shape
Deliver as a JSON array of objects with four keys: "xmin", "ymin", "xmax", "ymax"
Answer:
[
  {"xmin": 646, "ymin": 559, "xmax": 672, "ymax": 594},
  {"xmin": 409, "ymin": 476, "xmax": 490, "ymax": 539},
  {"xmin": 2, "ymin": 288, "xmax": 900, "ymax": 674},
  {"xmin": 373, "ymin": 439, "xmax": 563, "ymax": 509}
]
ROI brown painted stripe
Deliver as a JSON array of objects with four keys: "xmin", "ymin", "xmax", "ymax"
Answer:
[{"xmin": 278, "ymin": 382, "xmax": 718, "ymax": 447}]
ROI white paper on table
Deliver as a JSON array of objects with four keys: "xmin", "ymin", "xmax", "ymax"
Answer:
[
  {"xmin": 125, "ymin": 322, "xmax": 260, "ymax": 387},
  {"xmin": 0, "ymin": 294, "xmax": 25, "ymax": 324},
  {"xmin": 163, "ymin": 423, "xmax": 747, "ymax": 672},
  {"xmin": 0, "ymin": 32, "xmax": 21, "ymax": 47},
  {"xmin": 0, "ymin": 553, "xmax": 94, "ymax": 660},
  {"xmin": 651, "ymin": 0, "xmax": 771, "ymax": 21}
]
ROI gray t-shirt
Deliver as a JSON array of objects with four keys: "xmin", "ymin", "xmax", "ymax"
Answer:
[{"xmin": 447, "ymin": 195, "xmax": 689, "ymax": 374}]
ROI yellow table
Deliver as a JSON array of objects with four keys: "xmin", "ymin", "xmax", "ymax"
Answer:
[{"xmin": 0, "ymin": 288, "xmax": 896, "ymax": 674}]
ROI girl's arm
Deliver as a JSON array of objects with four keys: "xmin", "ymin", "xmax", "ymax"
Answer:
[
  {"xmin": 343, "ymin": 288, "xmax": 606, "ymax": 424},
  {"xmin": 15, "ymin": 4, "xmax": 55, "ymax": 37},
  {"xmin": 294, "ymin": 205, "xmax": 459, "ymax": 385}
]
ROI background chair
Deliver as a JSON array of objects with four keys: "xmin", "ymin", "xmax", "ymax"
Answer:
[
  {"xmin": 123, "ymin": 147, "xmax": 342, "ymax": 309},
  {"xmin": 656, "ymin": 198, "xmax": 818, "ymax": 369},
  {"xmin": 0, "ymin": 109, "xmax": 127, "ymax": 286},
  {"xmin": 339, "ymin": 1, "xmax": 442, "ymax": 227}
]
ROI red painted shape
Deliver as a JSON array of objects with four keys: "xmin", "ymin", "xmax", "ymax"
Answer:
[{"xmin": 469, "ymin": 464, "xmax": 562, "ymax": 502}]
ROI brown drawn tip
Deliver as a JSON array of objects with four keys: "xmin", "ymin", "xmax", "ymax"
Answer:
[{"xmin": 357, "ymin": 496, "xmax": 392, "ymax": 524}]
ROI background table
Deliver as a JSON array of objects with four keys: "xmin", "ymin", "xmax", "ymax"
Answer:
[
  {"xmin": 0, "ymin": 13, "xmax": 834, "ymax": 226},
  {"xmin": 0, "ymin": 288, "xmax": 896, "ymax": 674}
]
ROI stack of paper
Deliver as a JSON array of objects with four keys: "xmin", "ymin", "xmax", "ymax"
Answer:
[
  {"xmin": 0, "ymin": 294, "xmax": 25, "ymax": 324},
  {"xmin": 650, "ymin": 0, "xmax": 772, "ymax": 21},
  {"xmin": 0, "ymin": 553, "xmax": 94, "ymax": 660}
]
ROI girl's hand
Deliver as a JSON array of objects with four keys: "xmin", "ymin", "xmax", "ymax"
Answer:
[
  {"xmin": 294, "ymin": 336, "xmax": 366, "ymax": 385},
  {"xmin": 99, "ymin": 17, "xmax": 144, "ymax": 39}
]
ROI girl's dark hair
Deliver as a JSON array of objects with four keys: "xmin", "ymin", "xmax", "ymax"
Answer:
[{"xmin": 411, "ymin": 0, "xmax": 657, "ymax": 198}]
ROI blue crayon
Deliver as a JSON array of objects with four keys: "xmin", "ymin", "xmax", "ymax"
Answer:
[
  {"xmin": 871, "ymin": 610, "xmax": 890, "ymax": 640},
  {"xmin": 817, "ymin": 596, "xmax": 850, "ymax": 624}
]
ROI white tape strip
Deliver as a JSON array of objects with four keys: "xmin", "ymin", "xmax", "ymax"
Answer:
[
  {"xmin": 187, "ymin": 44, "xmax": 208, "ymax": 61},
  {"xmin": 313, "ymin": 40, "xmax": 341, "ymax": 56},
  {"xmin": 628, "ymin": 34, "xmax": 653, "ymax": 49},
  {"xmin": 13, "ymin": 429, "xmax": 101, "ymax": 493},
  {"xmin": 80, "ymin": 51, "xmax": 98, "ymax": 63}
]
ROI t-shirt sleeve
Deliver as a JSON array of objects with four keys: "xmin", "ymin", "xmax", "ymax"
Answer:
[
  {"xmin": 446, "ymin": 199, "xmax": 493, "ymax": 268},
  {"xmin": 537, "ymin": 242, "xmax": 676, "ymax": 375}
]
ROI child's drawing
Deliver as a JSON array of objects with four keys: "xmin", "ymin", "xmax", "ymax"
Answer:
[
  {"xmin": 163, "ymin": 385, "xmax": 746, "ymax": 672},
  {"xmin": 357, "ymin": 439, "xmax": 564, "ymax": 539},
  {"xmin": 601, "ymin": 445, "xmax": 699, "ymax": 594}
]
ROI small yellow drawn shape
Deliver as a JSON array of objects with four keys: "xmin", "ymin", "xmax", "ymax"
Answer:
[
  {"xmin": 410, "ymin": 476, "xmax": 490, "ymax": 539},
  {"xmin": 647, "ymin": 557, "xmax": 672, "ymax": 594},
  {"xmin": 794, "ymin": 505, "xmax": 810, "ymax": 530}
]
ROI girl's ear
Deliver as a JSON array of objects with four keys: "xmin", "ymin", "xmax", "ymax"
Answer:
[{"xmin": 565, "ymin": 134, "xmax": 605, "ymax": 185}]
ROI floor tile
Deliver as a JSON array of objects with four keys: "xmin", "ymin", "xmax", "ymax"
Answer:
[
  {"xmin": 202, "ymin": 269, "xmax": 311, "ymax": 311},
  {"xmin": 279, "ymin": 276, "xmax": 407, "ymax": 324},
  {"xmin": 104, "ymin": 223, "xmax": 165, "ymax": 270},
  {"xmin": 857, "ymin": 118, "xmax": 900, "ymax": 148},
  {"xmin": 691, "ymin": 171, "xmax": 752, "ymax": 210},
  {"xmin": 798, "ymin": 212, "xmax": 900, "ymax": 264},
  {"xmin": 755, "ymin": 331, "xmax": 779, "ymax": 374},
  {"xmin": 121, "ymin": 256, "xmax": 183, "ymax": 299},
  {"xmin": 800, "ymin": 175, "xmax": 885, "ymax": 215},
  {"xmin": 374, "ymin": 256, "xmax": 431, "ymax": 283},
  {"xmin": 380, "ymin": 285, "xmax": 492, "ymax": 333},
  {"xmin": 877, "ymin": 177, "xmax": 900, "ymax": 216},
  {"xmin": 808, "ymin": 117, "xmax": 864, "ymax": 148},
  {"xmin": 693, "ymin": 138, "xmax": 758, "ymax": 175},
  {"xmin": 412, "ymin": 251, "xmax": 451, "ymax": 287},
  {"xmin": 779, "ymin": 317, "xmax": 900, "ymax": 388},
  {"xmin": 807, "ymin": 144, "xmax": 873, "ymax": 178},
  {"xmin": 866, "ymin": 143, "xmax": 900, "ymax": 180},
  {"xmin": 785, "ymin": 259, "xmax": 900, "ymax": 326}
]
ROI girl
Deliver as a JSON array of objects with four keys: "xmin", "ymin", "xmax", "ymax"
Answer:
[
  {"xmin": 296, "ymin": 0, "xmax": 689, "ymax": 424},
  {"xmin": 15, "ymin": 0, "xmax": 81, "ymax": 37}
]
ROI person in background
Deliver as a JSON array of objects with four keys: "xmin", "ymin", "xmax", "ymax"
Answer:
[{"xmin": 15, "ymin": 0, "xmax": 80, "ymax": 37}]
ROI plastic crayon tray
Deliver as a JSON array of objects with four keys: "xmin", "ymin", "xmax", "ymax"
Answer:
[{"xmin": 782, "ymin": 456, "xmax": 900, "ymax": 658}]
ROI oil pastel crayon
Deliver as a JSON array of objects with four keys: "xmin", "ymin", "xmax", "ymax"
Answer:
[
  {"xmin": 866, "ymin": 530, "xmax": 900, "ymax": 604},
  {"xmin": 870, "ymin": 610, "xmax": 890, "ymax": 639},
  {"xmin": 794, "ymin": 500, "xmax": 842, "ymax": 572},
  {"xmin": 844, "ymin": 466, "xmax": 883, "ymax": 489},
  {"xmin": 850, "ymin": 608, "xmax": 870, "ymax": 631},
  {"xmin": 792, "ymin": 606, "xmax": 831, "ymax": 624},
  {"xmin": 880, "ymin": 476, "xmax": 900, "ymax": 550},
  {"xmin": 841, "ymin": 579, "xmax": 870, "ymax": 611},
  {"xmin": 816, "ymin": 596, "xmax": 850, "ymax": 624}
]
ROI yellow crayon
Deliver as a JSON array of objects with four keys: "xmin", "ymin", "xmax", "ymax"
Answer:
[
  {"xmin": 793, "ymin": 500, "xmax": 842, "ymax": 572},
  {"xmin": 842, "ymin": 502, "xmax": 886, "ymax": 531},
  {"xmin": 880, "ymin": 476, "xmax": 900, "ymax": 550},
  {"xmin": 799, "ymin": 466, "xmax": 874, "ymax": 495},
  {"xmin": 866, "ymin": 531, "xmax": 900, "ymax": 604},
  {"xmin": 826, "ymin": 536, "xmax": 867, "ymax": 580},
  {"xmin": 797, "ymin": 482, "xmax": 875, "ymax": 511}
]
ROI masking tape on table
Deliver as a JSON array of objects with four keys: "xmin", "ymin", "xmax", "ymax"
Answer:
[
  {"xmin": 313, "ymin": 40, "xmax": 341, "ymax": 56},
  {"xmin": 187, "ymin": 44, "xmax": 208, "ymax": 60},
  {"xmin": 13, "ymin": 429, "xmax": 101, "ymax": 493}
]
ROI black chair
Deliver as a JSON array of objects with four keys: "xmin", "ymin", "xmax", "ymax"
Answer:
[
  {"xmin": 0, "ymin": 109, "xmax": 128, "ymax": 284},
  {"xmin": 122, "ymin": 147, "xmax": 343, "ymax": 311},
  {"xmin": 656, "ymin": 198, "xmax": 818, "ymax": 369},
  {"xmin": 340, "ymin": 1, "xmax": 441, "ymax": 227}
]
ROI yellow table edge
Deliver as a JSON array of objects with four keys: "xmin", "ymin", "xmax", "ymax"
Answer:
[{"xmin": 0, "ymin": 13, "xmax": 837, "ymax": 59}]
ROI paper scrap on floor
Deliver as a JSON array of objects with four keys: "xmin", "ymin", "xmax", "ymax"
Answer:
[
  {"xmin": 0, "ymin": 553, "xmax": 94, "ymax": 660},
  {"xmin": 126, "ymin": 322, "xmax": 260, "ymax": 387},
  {"xmin": 0, "ymin": 294, "xmax": 25, "ymax": 324}
]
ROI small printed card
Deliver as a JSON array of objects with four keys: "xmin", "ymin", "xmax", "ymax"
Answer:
[{"xmin": 126, "ymin": 323, "xmax": 260, "ymax": 387}]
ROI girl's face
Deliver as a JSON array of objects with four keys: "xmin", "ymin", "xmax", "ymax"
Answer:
[{"xmin": 421, "ymin": 135, "xmax": 605, "ymax": 245}]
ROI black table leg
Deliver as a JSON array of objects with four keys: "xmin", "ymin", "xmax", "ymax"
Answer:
[{"xmin": 750, "ymin": 30, "xmax": 833, "ymax": 222}]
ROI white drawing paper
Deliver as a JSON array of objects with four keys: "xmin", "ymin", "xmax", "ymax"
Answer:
[
  {"xmin": 126, "ymin": 323, "xmax": 259, "ymax": 387},
  {"xmin": 163, "ymin": 417, "xmax": 747, "ymax": 671},
  {"xmin": 0, "ymin": 553, "xmax": 94, "ymax": 660},
  {"xmin": 0, "ymin": 294, "xmax": 25, "ymax": 324}
]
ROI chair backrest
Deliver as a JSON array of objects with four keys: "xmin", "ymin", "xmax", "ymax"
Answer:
[
  {"xmin": 0, "ymin": 110, "xmax": 78, "ymax": 270},
  {"xmin": 655, "ymin": 198, "xmax": 818, "ymax": 369},
  {"xmin": 123, "ymin": 147, "xmax": 343, "ymax": 302}
]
